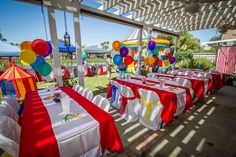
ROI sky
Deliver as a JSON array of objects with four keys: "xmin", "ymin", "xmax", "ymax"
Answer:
[{"xmin": 0, "ymin": 0, "xmax": 220, "ymax": 48}]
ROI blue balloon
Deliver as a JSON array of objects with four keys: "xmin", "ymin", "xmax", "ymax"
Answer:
[
  {"xmin": 162, "ymin": 55, "xmax": 167, "ymax": 60},
  {"xmin": 113, "ymin": 54, "xmax": 123, "ymax": 66},
  {"xmin": 30, "ymin": 56, "xmax": 46, "ymax": 70}
]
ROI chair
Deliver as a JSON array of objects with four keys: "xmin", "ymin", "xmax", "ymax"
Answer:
[
  {"xmin": 147, "ymin": 73, "xmax": 156, "ymax": 78},
  {"xmin": 167, "ymin": 70, "xmax": 175, "ymax": 74},
  {"xmin": 77, "ymin": 86, "xmax": 84, "ymax": 95},
  {"xmin": 158, "ymin": 77, "xmax": 172, "ymax": 81},
  {"xmin": 3, "ymin": 95, "xmax": 19, "ymax": 112},
  {"xmin": 0, "ymin": 116, "xmax": 21, "ymax": 157},
  {"xmin": 92, "ymin": 95, "xmax": 110, "ymax": 112},
  {"xmin": 173, "ymin": 77, "xmax": 194, "ymax": 98},
  {"xmin": 110, "ymin": 80, "xmax": 120, "ymax": 109},
  {"xmin": 0, "ymin": 104, "xmax": 18, "ymax": 122},
  {"xmin": 138, "ymin": 89, "xmax": 163, "ymax": 131},
  {"xmin": 117, "ymin": 84, "xmax": 140, "ymax": 122},
  {"xmin": 164, "ymin": 80, "xmax": 180, "ymax": 86},
  {"xmin": 84, "ymin": 89, "xmax": 93, "ymax": 101}
]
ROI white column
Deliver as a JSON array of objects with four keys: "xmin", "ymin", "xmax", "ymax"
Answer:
[
  {"xmin": 147, "ymin": 27, "xmax": 152, "ymax": 56},
  {"xmin": 47, "ymin": 6, "xmax": 63, "ymax": 86},
  {"xmin": 137, "ymin": 27, "xmax": 143, "ymax": 75},
  {"xmin": 73, "ymin": 12, "xmax": 84, "ymax": 87}
]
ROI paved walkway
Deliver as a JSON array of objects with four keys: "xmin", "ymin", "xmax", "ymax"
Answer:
[{"xmin": 108, "ymin": 85, "xmax": 236, "ymax": 157}]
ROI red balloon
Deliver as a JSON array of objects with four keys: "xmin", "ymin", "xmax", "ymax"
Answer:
[
  {"xmin": 153, "ymin": 55, "xmax": 159, "ymax": 64},
  {"xmin": 158, "ymin": 61, "xmax": 162, "ymax": 67},
  {"xmin": 32, "ymin": 39, "xmax": 49, "ymax": 56},
  {"xmin": 124, "ymin": 55, "xmax": 133, "ymax": 65},
  {"xmin": 167, "ymin": 53, "xmax": 172, "ymax": 59}
]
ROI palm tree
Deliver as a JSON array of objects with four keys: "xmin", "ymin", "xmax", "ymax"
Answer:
[{"xmin": 101, "ymin": 41, "xmax": 109, "ymax": 50}]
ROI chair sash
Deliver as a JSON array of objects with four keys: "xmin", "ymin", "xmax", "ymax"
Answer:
[
  {"xmin": 119, "ymin": 95, "xmax": 135, "ymax": 115},
  {"xmin": 140, "ymin": 99, "xmax": 161, "ymax": 123},
  {"xmin": 111, "ymin": 85, "xmax": 118, "ymax": 103}
]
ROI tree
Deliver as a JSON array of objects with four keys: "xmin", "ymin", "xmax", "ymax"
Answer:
[
  {"xmin": 209, "ymin": 35, "xmax": 221, "ymax": 41},
  {"xmin": 101, "ymin": 41, "xmax": 109, "ymax": 50},
  {"xmin": 177, "ymin": 32, "xmax": 201, "ymax": 53}
]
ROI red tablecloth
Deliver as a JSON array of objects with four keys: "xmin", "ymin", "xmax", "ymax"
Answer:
[
  {"xmin": 20, "ymin": 87, "xmax": 123, "ymax": 157},
  {"xmin": 156, "ymin": 74, "xmax": 205, "ymax": 101},
  {"xmin": 210, "ymin": 73, "xmax": 224, "ymax": 91},
  {"xmin": 107, "ymin": 79, "xmax": 178, "ymax": 124}
]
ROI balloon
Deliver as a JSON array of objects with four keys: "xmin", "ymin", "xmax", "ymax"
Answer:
[
  {"xmin": 170, "ymin": 57, "xmax": 176, "ymax": 64},
  {"xmin": 20, "ymin": 49, "xmax": 37, "ymax": 64},
  {"xmin": 152, "ymin": 48, "xmax": 159, "ymax": 55},
  {"xmin": 163, "ymin": 60, "xmax": 170, "ymax": 66},
  {"xmin": 148, "ymin": 41, "xmax": 156, "ymax": 51},
  {"xmin": 162, "ymin": 55, "xmax": 168, "ymax": 60},
  {"xmin": 160, "ymin": 50, "xmax": 165, "ymax": 55},
  {"xmin": 82, "ymin": 51, "xmax": 86, "ymax": 61},
  {"xmin": 167, "ymin": 52, "xmax": 172, "ymax": 59},
  {"xmin": 32, "ymin": 39, "xmax": 49, "ymax": 56},
  {"xmin": 153, "ymin": 55, "xmax": 159, "ymax": 64},
  {"xmin": 121, "ymin": 43, "xmax": 126, "ymax": 47},
  {"xmin": 44, "ymin": 42, "xmax": 52, "ymax": 57},
  {"xmin": 20, "ymin": 41, "xmax": 32, "ymax": 50},
  {"xmin": 21, "ymin": 60, "xmax": 29, "ymax": 66},
  {"xmin": 148, "ymin": 56, "xmax": 155, "ymax": 64},
  {"xmin": 119, "ymin": 47, "xmax": 129, "ymax": 57},
  {"xmin": 30, "ymin": 56, "xmax": 46, "ymax": 70},
  {"xmin": 124, "ymin": 55, "xmax": 133, "ymax": 65},
  {"xmin": 113, "ymin": 54, "xmax": 123, "ymax": 66},
  {"xmin": 112, "ymin": 41, "xmax": 121, "ymax": 51},
  {"xmin": 144, "ymin": 58, "xmax": 150, "ymax": 66},
  {"xmin": 36, "ymin": 62, "xmax": 52, "ymax": 77},
  {"xmin": 158, "ymin": 61, "xmax": 162, "ymax": 67}
]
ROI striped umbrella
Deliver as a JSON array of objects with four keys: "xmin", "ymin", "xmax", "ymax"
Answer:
[
  {"xmin": 0, "ymin": 63, "xmax": 37, "ymax": 99},
  {"xmin": 122, "ymin": 29, "xmax": 170, "ymax": 47}
]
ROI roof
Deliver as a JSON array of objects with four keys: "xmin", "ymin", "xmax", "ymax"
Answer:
[
  {"xmin": 203, "ymin": 38, "xmax": 236, "ymax": 47},
  {"xmin": 0, "ymin": 63, "xmax": 33, "ymax": 81},
  {"xmin": 0, "ymin": 41, "xmax": 20, "ymax": 57},
  {"xmin": 83, "ymin": 45, "xmax": 110, "ymax": 54}
]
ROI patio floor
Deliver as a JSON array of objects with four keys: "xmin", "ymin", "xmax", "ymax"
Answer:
[{"xmin": 107, "ymin": 84, "xmax": 236, "ymax": 157}]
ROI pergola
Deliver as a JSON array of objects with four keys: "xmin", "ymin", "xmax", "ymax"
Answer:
[{"xmin": 18, "ymin": 0, "xmax": 236, "ymax": 86}]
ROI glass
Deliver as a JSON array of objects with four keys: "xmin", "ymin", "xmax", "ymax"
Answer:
[
  {"xmin": 61, "ymin": 96, "xmax": 71, "ymax": 114},
  {"xmin": 49, "ymin": 84, "xmax": 55, "ymax": 96}
]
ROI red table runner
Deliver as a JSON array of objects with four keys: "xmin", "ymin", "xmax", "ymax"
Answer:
[
  {"xmin": 156, "ymin": 74, "xmax": 205, "ymax": 101},
  {"xmin": 131, "ymin": 77, "xmax": 193, "ymax": 112},
  {"xmin": 107, "ymin": 79, "xmax": 178, "ymax": 124},
  {"xmin": 20, "ymin": 87, "xmax": 123, "ymax": 157}
]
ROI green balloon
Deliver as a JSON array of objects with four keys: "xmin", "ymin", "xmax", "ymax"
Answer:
[
  {"xmin": 82, "ymin": 52, "xmax": 86, "ymax": 58},
  {"xmin": 121, "ymin": 43, "xmax": 126, "ymax": 47},
  {"xmin": 152, "ymin": 48, "xmax": 159, "ymax": 55},
  {"xmin": 36, "ymin": 62, "xmax": 52, "ymax": 77}
]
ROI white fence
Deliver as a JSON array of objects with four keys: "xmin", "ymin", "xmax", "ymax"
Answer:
[{"xmin": 193, "ymin": 53, "xmax": 216, "ymax": 63}]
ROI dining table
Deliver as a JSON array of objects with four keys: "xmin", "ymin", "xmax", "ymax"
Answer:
[
  {"xmin": 19, "ymin": 86, "xmax": 123, "ymax": 157},
  {"xmin": 107, "ymin": 78, "xmax": 188, "ymax": 124}
]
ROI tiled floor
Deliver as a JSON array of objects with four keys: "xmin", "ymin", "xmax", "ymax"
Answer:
[{"xmin": 107, "ymin": 85, "xmax": 236, "ymax": 157}]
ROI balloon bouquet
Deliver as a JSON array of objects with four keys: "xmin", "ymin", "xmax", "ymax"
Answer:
[
  {"xmin": 112, "ymin": 41, "xmax": 134, "ymax": 79},
  {"xmin": 19, "ymin": 39, "xmax": 56, "ymax": 81},
  {"xmin": 143, "ymin": 40, "xmax": 176, "ymax": 73}
]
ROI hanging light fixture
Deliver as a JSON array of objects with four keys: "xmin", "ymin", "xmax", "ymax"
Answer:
[{"xmin": 63, "ymin": 10, "xmax": 71, "ymax": 51}]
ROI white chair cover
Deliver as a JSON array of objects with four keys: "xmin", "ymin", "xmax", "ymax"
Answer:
[
  {"xmin": 174, "ymin": 77, "xmax": 194, "ymax": 97},
  {"xmin": 138, "ymin": 89, "xmax": 163, "ymax": 131},
  {"xmin": 158, "ymin": 77, "xmax": 172, "ymax": 81},
  {"xmin": 0, "ymin": 104, "xmax": 18, "ymax": 122},
  {"xmin": 77, "ymin": 86, "xmax": 85, "ymax": 95},
  {"xmin": 164, "ymin": 80, "xmax": 180, "ymax": 86},
  {"xmin": 86, "ymin": 89, "xmax": 94, "ymax": 101},
  {"xmin": 0, "ymin": 116, "xmax": 21, "ymax": 157},
  {"xmin": 92, "ymin": 95, "xmax": 110, "ymax": 112},
  {"xmin": 3, "ymin": 95, "xmax": 19, "ymax": 112},
  {"xmin": 118, "ymin": 84, "xmax": 140, "ymax": 122},
  {"xmin": 147, "ymin": 73, "xmax": 156, "ymax": 78},
  {"xmin": 167, "ymin": 70, "xmax": 175, "ymax": 74}
]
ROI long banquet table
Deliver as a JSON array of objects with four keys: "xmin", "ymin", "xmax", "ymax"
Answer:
[
  {"xmin": 107, "ymin": 78, "xmax": 189, "ymax": 124},
  {"xmin": 19, "ymin": 86, "xmax": 123, "ymax": 157}
]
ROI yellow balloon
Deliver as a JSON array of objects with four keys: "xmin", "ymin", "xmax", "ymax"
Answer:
[
  {"xmin": 163, "ymin": 60, "xmax": 170, "ymax": 66},
  {"xmin": 21, "ymin": 60, "xmax": 29, "ymax": 66},
  {"xmin": 160, "ymin": 50, "xmax": 165, "ymax": 55},
  {"xmin": 20, "ymin": 49, "xmax": 37, "ymax": 64},
  {"xmin": 20, "ymin": 41, "xmax": 32, "ymax": 50},
  {"xmin": 148, "ymin": 57, "xmax": 155, "ymax": 64}
]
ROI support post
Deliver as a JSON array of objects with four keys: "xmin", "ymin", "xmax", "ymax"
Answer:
[
  {"xmin": 73, "ymin": 12, "xmax": 84, "ymax": 86},
  {"xmin": 172, "ymin": 36, "xmax": 178, "ymax": 70},
  {"xmin": 137, "ymin": 27, "xmax": 143, "ymax": 75},
  {"xmin": 47, "ymin": 6, "xmax": 63, "ymax": 86}
]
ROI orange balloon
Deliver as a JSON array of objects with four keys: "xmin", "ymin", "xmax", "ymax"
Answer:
[
  {"xmin": 112, "ymin": 41, "xmax": 121, "ymax": 51},
  {"xmin": 144, "ymin": 58, "xmax": 150, "ymax": 66},
  {"xmin": 20, "ymin": 41, "xmax": 32, "ymax": 50},
  {"xmin": 149, "ymin": 57, "xmax": 155, "ymax": 64}
]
